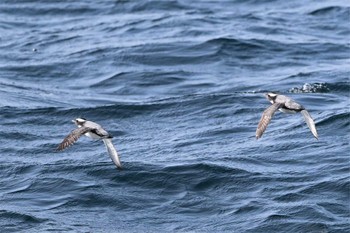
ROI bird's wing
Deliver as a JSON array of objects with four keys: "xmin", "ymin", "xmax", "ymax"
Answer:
[
  {"xmin": 256, "ymin": 103, "xmax": 283, "ymax": 139},
  {"xmin": 102, "ymin": 138, "xmax": 122, "ymax": 169},
  {"xmin": 56, "ymin": 127, "xmax": 92, "ymax": 151},
  {"xmin": 301, "ymin": 109, "xmax": 318, "ymax": 140}
]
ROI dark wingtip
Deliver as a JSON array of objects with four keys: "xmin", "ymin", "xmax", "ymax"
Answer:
[{"xmin": 56, "ymin": 143, "xmax": 70, "ymax": 152}]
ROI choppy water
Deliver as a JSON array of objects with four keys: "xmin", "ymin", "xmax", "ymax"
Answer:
[{"xmin": 1, "ymin": 0, "xmax": 349, "ymax": 232}]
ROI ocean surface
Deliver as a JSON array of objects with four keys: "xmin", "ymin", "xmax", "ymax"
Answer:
[{"xmin": 0, "ymin": 0, "xmax": 349, "ymax": 232}]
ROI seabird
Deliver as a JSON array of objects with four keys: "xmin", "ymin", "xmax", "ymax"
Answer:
[
  {"xmin": 256, "ymin": 93, "xmax": 318, "ymax": 140},
  {"xmin": 57, "ymin": 118, "xmax": 122, "ymax": 169}
]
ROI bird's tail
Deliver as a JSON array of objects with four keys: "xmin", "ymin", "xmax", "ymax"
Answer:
[
  {"xmin": 301, "ymin": 110, "xmax": 318, "ymax": 140},
  {"xmin": 102, "ymin": 138, "xmax": 122, "ymax": 169}
]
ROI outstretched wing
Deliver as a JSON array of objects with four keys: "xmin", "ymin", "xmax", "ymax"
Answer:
[
  {"xmin": 256, "ymin": 103, "xmax": 283, "ymax": 139},
  {"xmin": 102, "ymin": 138, "xmax": 122, "ymax": 170},
  {"xmin": 56, "ymin": 127, "xmax": 92, "ymax": 151},
  {"xmin": 301, "ymin": 109, "xmax": 318, "ymax": 140}
]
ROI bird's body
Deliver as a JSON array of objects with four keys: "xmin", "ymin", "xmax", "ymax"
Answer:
[
  {"xmin": 256, "ymin": 93, "xmax": 318, "ymax": 140},
  {"xmin": 57, "ymin": 118, "xmax": 122, "ymax": 169}
]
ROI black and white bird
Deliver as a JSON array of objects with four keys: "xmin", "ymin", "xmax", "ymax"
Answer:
[
  {"xmin": 256, "ymin": 93, "xmax": 318, "ymax": 140},
  {"xmin": 57, "ymin": 118, "xmax": 122, "ymax": 169}
]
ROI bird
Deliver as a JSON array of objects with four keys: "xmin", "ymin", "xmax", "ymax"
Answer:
[
  {"xmin": 256, "ymin": 93, "xmax": 318, "ymax": 140},
  {"xmin": 56, "ymin": 118, "xmax": 122, "ymax": 169}
]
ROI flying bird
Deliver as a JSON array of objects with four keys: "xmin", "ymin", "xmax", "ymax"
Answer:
[
  {"xmin": 57, "ymin": 118, "xmax": 122, "ymax": 169},
  {"xmin": 256, "ymin": 93, "xmax": 318, "ymax": 140}
]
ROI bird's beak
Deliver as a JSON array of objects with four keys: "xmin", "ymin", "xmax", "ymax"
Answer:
[{"xmin": 71, "ymin": 120, "xmax": 75, "ymax": 123}]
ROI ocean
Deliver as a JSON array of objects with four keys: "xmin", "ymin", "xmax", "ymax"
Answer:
[{"xmin": 0, "ymin": 0, "xmax": 349, "ymax": 232}]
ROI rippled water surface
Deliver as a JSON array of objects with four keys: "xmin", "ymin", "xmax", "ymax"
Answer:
[{"xmin": 1, "ymin": 0, "xmax": 349, "ymax": 232}]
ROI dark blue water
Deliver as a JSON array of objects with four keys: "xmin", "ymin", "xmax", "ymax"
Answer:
[{"xmin": 1, "ymin": 0, "xmax": 349, "ymax": 232}]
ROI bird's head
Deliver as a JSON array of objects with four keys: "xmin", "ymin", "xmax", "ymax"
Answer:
[
  {"xmin": 72, "ymin": 118, "xmax": 86, "ymax": 127},
  {"xmin": 265, "ymin": 92, "xmax": 278, "ymax": 104}
]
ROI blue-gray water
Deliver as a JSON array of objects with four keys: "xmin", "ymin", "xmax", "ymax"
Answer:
[{"xmin": 1, "ymin": 1, "xmax": 349, "ymax": 232}]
